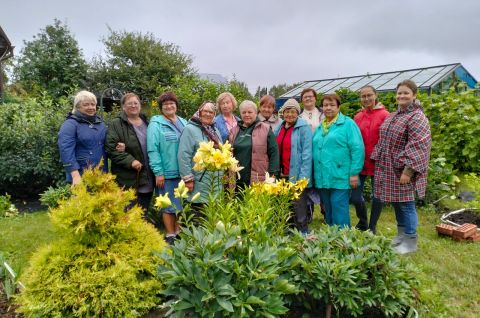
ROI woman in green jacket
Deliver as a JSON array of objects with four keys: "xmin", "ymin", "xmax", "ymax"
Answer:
[
  {"xmin": 106, "ymin": 93, "xmax": 154, "ymax": 212},
  {"xmin": 147, "ymin": 92, "xmax": 187, "ymax": 244},
  {"xmin": 312, "ymin": 94, "xmax": 364, "ymax": 228}
]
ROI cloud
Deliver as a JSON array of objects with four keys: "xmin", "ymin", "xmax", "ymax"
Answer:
[{"xmin": 1, "ymin": 0, "xmax": 478, "ymax": 92}]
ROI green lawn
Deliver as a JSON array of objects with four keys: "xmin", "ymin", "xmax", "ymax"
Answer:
[{"xmin": 1, "ymin": 207, "xmax": 479, "ymax": 317}]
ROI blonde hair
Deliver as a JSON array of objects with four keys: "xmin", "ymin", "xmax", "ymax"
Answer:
[
  {"xmin": 73, "ymin": 90, "xmax": 97, "ymax": 112},
  {"xmin": 239, "ymin": 100, "xmax": 257, "ymax": 113},
  {"xmin": 216, "ymin": 92, "xmax": 238, "ymax": 111}
]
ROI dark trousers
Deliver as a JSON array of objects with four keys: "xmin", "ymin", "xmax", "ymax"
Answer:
[
  {"xmin": 292, "ymin": 189, "xmax": 310, "ymax": 233},
  {"xmin": 127, "ymin": 192, "xmax": 153, "ymax": 217},
  {"xmin": 350, "ymin": 175, "xmax": 383, "ymax": 233}
]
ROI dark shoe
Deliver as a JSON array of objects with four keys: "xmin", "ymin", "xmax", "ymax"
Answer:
[{"xmin": 165, "ymin": 235, "xmax": 176, "ymax": 246}]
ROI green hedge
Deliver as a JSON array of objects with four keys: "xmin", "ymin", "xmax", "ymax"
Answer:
[{"xmin": 0, "ymin": 95, "xmax": 69, "ymax": 197}]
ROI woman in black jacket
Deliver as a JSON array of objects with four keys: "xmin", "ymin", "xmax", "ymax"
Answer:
[{"xmin": 106, "ymin": 93, "xmax": 154, "ymax": 212}]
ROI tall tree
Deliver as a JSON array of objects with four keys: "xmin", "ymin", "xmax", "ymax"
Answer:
[
  {"xmin": 89, "ymin": 29, "xmax": 193, "ymax": 100},
  {"xmin": 14, "ymin": 19, "xmax": 88, "ymax": 98},
  {"xmin": 269, "ymin": 82, "xmax": 301, "ymax": 98}
]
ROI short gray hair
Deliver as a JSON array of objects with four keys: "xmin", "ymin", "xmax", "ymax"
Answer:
[
  {"xmin": 73, "ymin": 90, "xmax": 97, "ymax": 111},
  {"xmin": 239, "ymin": 100, "xmax": 257, "ymax": 113}
]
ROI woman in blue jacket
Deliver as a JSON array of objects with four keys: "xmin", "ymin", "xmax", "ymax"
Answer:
[
  {"xmin": 274, "ymin": 98, "xmax": 313, "ymax": 235},
  {"xmin": 312, "ymin": 94, "xmax": 364, "ymax": 228},
  {"xmin": 147, "ymin": 92, "xmax": 187, "ymax": 245},
  {"xmin": 214, "ymin": 92, "xmax": 240, "ymax": 142},
  {"xmin": 58, "ymin": 90, "xmax": 107, "ymax": 185}
]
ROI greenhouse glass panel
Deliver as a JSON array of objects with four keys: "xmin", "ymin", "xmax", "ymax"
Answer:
[
  {"xmin": 365, "ymin": 72, "xmax": 400, "ymax": 89},
  {"xmin": 378, "ymin": 70, "xmax": 423, "ymax": 90},
  {"xmin": 409, "ymin": 66, "xmax": 448, "ymax": 86},
  {"xmin": 282, "ymin": 82, "xmax": 312, "ymax": 97},
  {"xmin": 319, "ymin": 79, "xmax": 349, "ymax": 93},
  {"xmin": 310, "ymin": 80, "xmax": 333, "ymax": 91},
  {"xmin": 335, "ymin": 76, "xmax": 364, "ymax": 90},
  {"xmin": 348, "ymin": 74, "xmax": 381, "ymax": 91},
  {"xmin": 422, "ymin": 65, "xmax": 457, "ymax": 87}
]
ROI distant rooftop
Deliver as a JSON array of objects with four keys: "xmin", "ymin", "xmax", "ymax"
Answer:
[
  {"xmin": 0, "ymin": 26, "xmax": 14, "ymax": 61},
  {"xmin": 280, "ymin": 63, "xmax": 477, "ymax": 99},
  {"xmin": 199, "ymin": 73, "xmax": 228, "ymax": 85}
]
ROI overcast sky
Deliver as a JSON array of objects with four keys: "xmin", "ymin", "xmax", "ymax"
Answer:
[{"xmin": 1, "ymin": 0, "xmax": 479, "ymax": 92}]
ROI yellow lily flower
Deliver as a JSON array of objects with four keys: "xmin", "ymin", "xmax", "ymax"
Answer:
[
  {"xmin": 154, "ymin": 193, "xmax": 171, "ymax": 209},
  {"xmin": 174, "ymin": 180, "xmax": 189, "ymax": 199}
]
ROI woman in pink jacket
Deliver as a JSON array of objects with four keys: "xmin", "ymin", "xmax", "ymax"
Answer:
[{"xmin": 351, "ymin": 86, "xmax": 389, "ymax": 234}]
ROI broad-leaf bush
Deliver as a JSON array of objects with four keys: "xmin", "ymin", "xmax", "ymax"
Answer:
[
  {"xmin": 159, "ymin": 222, "xmax": 300, "ymax": 318},
  {"xmin": 0, "ymin": 94, "xmax": 68, "ymax": 197},
  {"xmin": 423, "ymin": 88, "xmax": 480, "ymax": 173},
  {"xmin": 17, "ymin": 167, "xmax": 167, "ymax": 317},
  {"xmin": 158, "ymin": 166, "xmax": 418, "ymax": 317},
  {"xmin": 293, "ymin": 226, "xmax": 419, "ymax": 317}
]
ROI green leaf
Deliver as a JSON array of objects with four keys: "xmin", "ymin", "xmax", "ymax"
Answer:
[{"xmin": 216, "ymin": 297, "xmax": 234, "ymax": 312}]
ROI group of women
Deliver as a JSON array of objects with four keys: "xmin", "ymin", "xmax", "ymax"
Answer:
[{"xmin": 58, "ymin": 79, "xmax": 431, "ymax": 253}]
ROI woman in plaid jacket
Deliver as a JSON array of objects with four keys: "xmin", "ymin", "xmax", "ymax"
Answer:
[{"xmin": 371, "ymin": 80, "xmax": 431, "ymax": 254}]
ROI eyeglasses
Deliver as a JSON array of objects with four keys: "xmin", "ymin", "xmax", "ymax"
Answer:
[
  {"xmin": 360, "ymin": 94, "xmax": 375, "ymax": 99},
  {"xmin": 302, "ymin": 95, "xmax": 315, "ymax": 100}
]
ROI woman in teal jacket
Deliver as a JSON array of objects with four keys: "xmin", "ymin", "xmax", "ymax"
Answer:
[
  {"xmin": 312, "ymin": 94, "xmax": 364, "ymax": 228},
  {"xmin": 147, "ymin": 92, "xmax": 187, "ymax": 244},
  {"xmin": 274, "ymin": 98, "xmax": 313, "ymax": 234}
]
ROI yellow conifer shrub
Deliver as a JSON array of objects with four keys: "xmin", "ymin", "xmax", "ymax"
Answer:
[{"xmin": 17, "ymin": 167, "xmax": 167, "ymax": 317}]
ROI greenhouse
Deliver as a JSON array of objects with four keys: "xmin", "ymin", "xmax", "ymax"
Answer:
[{"xmin": 278, "ymin": 63, "xmax": 477, "ymax": 105}]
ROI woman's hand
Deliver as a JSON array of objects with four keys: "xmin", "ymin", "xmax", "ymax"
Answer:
[
  {"xmin": 131, "ymin": 160, "xmax": 143, "ymax": 171},
  {"xmin": 156, "ymin": 175, "xmax": 165, "ymax": 188},
  {"xmin": 399, "ymin": 173, "xmax": 411, "ymax": 184},
  {"xmin": 71, "ymin": 170, "xmax": 82, "ymax": 186},
  {"xmin": 349, "ymin": 175, "xmax": 359, "ymax": 189},
  {"xmin": 185, "ymin": 180, "xmax": 194, "ymax": 192},
  {"xmin": 116, "ymin": 142, "xmax": 126, "ymax": 152}
]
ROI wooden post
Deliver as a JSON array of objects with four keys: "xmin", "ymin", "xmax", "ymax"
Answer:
[{"xmin": 0, "ymin": 60, "xmax": 3, "ymax": 102}]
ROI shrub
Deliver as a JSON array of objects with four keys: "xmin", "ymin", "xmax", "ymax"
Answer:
[
  {"xmin": 17, "ymin": 167, "xmax": 167, "ymax": 317},
  {"xmin": 39, "ymin": 184, "xmax": 71, "ymax": 208},
  {"xmin": 294, "ymin": 226, "xmax": 419, "ymax": 317},
  {"xmin": 423, "ymin": 88, "xmax": 480, "ymax": 173},
  {"xmin": 0, "ymin": 194, "xmax": 19, "ymax": 218},
  {"xmin": 0, "ymin": 94, "xmax": 69, "ymax": 198},
  {"xmin": 425, "ymin": 157, "xmax": 459, "ymax": 204},
  {"xmin": 159, "ymin": 222, "xmax": 300, "ymax": 317}
]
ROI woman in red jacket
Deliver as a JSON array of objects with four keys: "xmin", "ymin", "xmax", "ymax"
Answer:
[{"xmin": 351, "ymin": 86, "xmax": 389, "ymax": 233}]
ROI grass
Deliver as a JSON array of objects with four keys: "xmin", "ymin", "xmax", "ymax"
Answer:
[
  {"xmin": 0, "ymin": 211, "xmax": 58, "ymax": 275},
  {"xmin": 1, "ymin": 206, "xmax": 479, "ymax": 318}
]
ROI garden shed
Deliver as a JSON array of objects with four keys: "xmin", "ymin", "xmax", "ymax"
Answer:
[
  {"xmin": 277, "ymin": 63, "xmax": 478, "ymax": 107},
  {"xmin": 0, "ymin": 26, "xmax": 14, "ymax": 100}
]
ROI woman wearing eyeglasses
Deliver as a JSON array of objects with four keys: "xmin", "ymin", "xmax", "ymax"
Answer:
[{"xmin": 350, "ymin": 86, "xmax": 389, "ymax": 234}]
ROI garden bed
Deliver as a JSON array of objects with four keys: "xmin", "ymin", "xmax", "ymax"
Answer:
[
  {"xmin": 0, "ymin": 284, "xmax": 20, "ymax": 318},
  {"xmin": 441, "ymin": 208, "xmax": 480, "ymax": 227}
]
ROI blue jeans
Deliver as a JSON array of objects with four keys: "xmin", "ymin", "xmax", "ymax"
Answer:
[
  {"xmin": 392, "ymin": 201, "xmax": 417, "ymax": 236},
  {"xmin": 350, "ymin": 175, "xmax": 383, "ymax": 233},
  {"xmin": 319, "ymin": 189, "xmax": 350, "ymax": 228}
]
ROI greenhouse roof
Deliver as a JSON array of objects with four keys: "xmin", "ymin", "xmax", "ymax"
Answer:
[{"xmin": 280, "ymin": 63, "xmax": 477, "ymax": 99}]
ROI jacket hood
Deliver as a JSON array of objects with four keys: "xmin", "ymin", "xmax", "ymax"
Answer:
[
  {"xmin": 294, "ymin": 117, "xmax": 310, "ymax": 129},
  {"xmin": 67, "ymin": 112, "xmax": 103, "ymax": 124},
  {"xmin": 362, "ymin": 102, "xmax": 386, "ymax": 111}
]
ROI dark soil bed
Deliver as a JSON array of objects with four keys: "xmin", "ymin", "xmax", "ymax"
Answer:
[
  {"xmin": 445, "ymin": 209, "xmax": 480, "ymax": 227},
  {"xmin": 0, "ymin": 284, "xmax": 21, "ymax": 318}
]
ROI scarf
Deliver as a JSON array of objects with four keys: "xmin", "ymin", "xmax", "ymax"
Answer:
[
  {"xmin": 321, "ymin": 113, "xmax": 339, "ymax": 135},
  {"xmin": 191, "ymin": 104, "xmax": 221, "ymax": 148}
]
